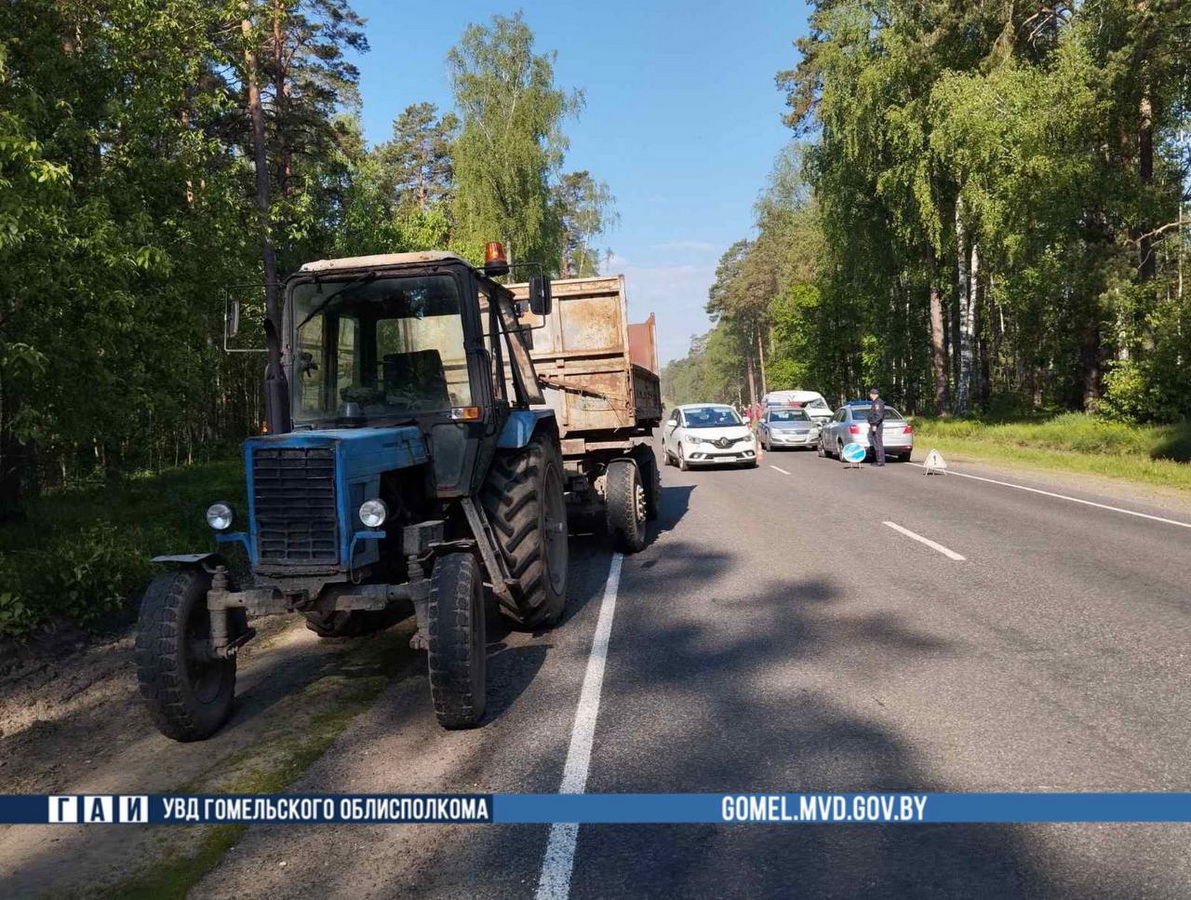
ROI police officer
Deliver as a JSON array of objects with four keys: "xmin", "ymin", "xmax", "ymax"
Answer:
[{"xmin": 866, "ymin": 387, "xmax": 886, "ymax": 466}]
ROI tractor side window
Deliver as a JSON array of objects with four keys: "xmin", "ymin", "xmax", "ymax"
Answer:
[{"xmin": 337, "ymin": 315, "xmax": 358, "ymax": 399}]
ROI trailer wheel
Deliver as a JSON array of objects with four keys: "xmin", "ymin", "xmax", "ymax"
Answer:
[
  {"xmin": 606, "ymin": 459, "xmax": 648, "ymax": 553},
  {"xmin": 427, "ymin": 553, "xmax": 486, "ymax": 729},
  {"xmin": 482, "ymin": 434, "xmax": 568, "ymax": 629},
  {"xmin": 303, "ymin": 608, "xmax": 402, "ymax": 638},
  {"xmin": 634, "ymin": 448, "xmax": 661, "ymax": 521},
  {"xmin": 136, "ymin": 569, "xmax": 236, "ymax": 742}
]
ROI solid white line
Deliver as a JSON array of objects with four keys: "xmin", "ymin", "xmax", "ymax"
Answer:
[
  {"xmin": 909, "ymin": 463, "xmax": 1191, "ymax": 530},
  {"xmin": 883, "ymin": 521, "xmax": 966, "ymax": 561},
  {"xmin": 770, "ymin": 465, "xmax": 791, "ymax": 475},
  {"xmin": 535, "ymin": 553, "xmax": 624, "ymax": 900}
]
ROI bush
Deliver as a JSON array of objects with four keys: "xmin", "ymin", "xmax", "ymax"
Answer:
[{"xmin": 0, "ymin": 460, "xmax": 245, "ymax": 640}]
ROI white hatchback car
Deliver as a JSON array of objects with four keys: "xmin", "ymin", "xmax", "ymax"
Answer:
[{"xmin": 662, "ymin": 404, "xmax": 758, "ymax": 469}]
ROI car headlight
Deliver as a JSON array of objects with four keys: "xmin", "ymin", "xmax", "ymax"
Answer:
[
  {"xmin": 685, "ymin": 435, "xmax": 705, "ymax": 444},
  {"xmin": 206, "ymin": 502, "xmax": 233, "ymax": 531},
  {"xmin": 358, "ymin": 498, "xmax": 388, "ymax": 528}
]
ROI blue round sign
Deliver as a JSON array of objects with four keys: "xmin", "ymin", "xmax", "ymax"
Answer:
[{"xmin": 842, "ymin": 442, "xmax": 867, "ymax": 463}]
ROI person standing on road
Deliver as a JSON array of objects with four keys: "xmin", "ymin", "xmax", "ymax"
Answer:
[{"xmin": 866, "ymin": 387, "xmax": 886, "ymax": 467}]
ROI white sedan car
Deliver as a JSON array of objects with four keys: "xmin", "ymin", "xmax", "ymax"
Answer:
[{"xmin": 662, "ymin": 404, "xmax": 758, "ymax": 469}]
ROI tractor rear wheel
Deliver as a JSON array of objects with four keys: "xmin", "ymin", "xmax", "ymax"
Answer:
[
  {"xmin": 482, "ymin": 434, "xmax": 568, "ymax": 629},
  {"xmin": 606, "ymin": 458, "xmax": 648, "ymax": 553},
  {"xmin": 427, "ymin": 552, "xmax": 486, "ymax": 729},
  {"xmin": 136, "ymin": 569, "xmax": 237, "ymax": 742}
]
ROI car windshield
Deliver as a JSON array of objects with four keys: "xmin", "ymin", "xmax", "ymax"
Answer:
[
  {"xmin": 849, "ymin": 405, "xmax": 905, "ymax": 421},
  {"xmin": 806, "ymin": 398, "xmax": 830, "ymax": 411},
  {"xmin": 291, "ymin": 273, "xmax": 471, "ymax": 424},
  {"xmin": 684, "ymin": 407, "xmax": 743, "ymax": 428},
  {"xmin": 768, "ymin": 410, "xmax": 810, "ymax": 423}
]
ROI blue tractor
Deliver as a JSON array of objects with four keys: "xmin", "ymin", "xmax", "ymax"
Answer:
[{"xmin": 137, "ymin": 248, "xmax": 569, "ymax": 740}]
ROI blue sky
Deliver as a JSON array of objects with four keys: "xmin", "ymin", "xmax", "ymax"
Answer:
[{"xmin": 349, "ymin": 0, "xmax": 811, "ymax": 364}]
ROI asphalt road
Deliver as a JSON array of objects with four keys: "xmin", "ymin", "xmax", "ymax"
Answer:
[
  {"xmin": 182, "ymin": 443, "xmax": 1191, "ymax": 899},
  {"xmin": 8, "ymin": 443, "xmax": 1191, "ymax": 898}
]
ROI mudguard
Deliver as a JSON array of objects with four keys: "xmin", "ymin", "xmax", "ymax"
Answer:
[
  {"xmin": 150, "ymin": 553, "xmax": 225, "ymax": 570},
  {"xmin": 497, "ymin": 409, "xmax": 557, "ymax": 449}
]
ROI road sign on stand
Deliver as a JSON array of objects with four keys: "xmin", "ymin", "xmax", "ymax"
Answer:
[
  {"xmin": 924, "ymin": 448, "xmax": 947, "ymax": 475},
  {"xmin": 841, "ymin": 442, "xmax": 866, "ymax": 470}
]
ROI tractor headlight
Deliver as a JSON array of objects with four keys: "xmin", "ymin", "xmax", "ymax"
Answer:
[
  {"xmin": 358, "ymin": 499, "xmax": 388, "ymax": 529},
  {"xmin": 206, "ymin": 502, "xmax": 234, "ymax": 531}
]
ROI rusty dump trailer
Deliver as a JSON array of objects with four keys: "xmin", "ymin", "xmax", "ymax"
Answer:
[{"xmin": 509, "ymin": 275, "xmax": 662, "ymax": 552}]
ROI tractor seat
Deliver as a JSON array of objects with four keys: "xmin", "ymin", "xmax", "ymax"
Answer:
[{"xmin": 381, "ymin": 350, "xmax": 451, "ymax": 410}]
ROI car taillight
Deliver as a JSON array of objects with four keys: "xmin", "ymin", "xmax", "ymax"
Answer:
[
  {"xmin": 903, "ymin": 425, "xmax": 913, "ymax": 434},
  {"xmin": 848, "ymin": 425, "xmax": 861, "ymax": 435}
]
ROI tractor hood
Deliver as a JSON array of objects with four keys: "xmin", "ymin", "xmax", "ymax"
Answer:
[{"xmin": 244, "ymin": 426, "xmax": 429, "ymax": 476}]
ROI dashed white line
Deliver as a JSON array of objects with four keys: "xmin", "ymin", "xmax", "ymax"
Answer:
[
  {"xmin": 769, "ymin": 465, "xmax": 791, "ymax": 475},
  {"xmin": 883, "ymin": 521, "xmax": 966, "ymax": 561},
  {"xmin": 909, "ymin": 463, "xmax": 1191, "ymax": 530},
  {"xmin": 535, "ymin": 553, "xmax": 623, "ymax": 900}
]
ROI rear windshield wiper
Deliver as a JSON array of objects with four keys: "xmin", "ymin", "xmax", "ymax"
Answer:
[{"xmin": 296, "ymin": 272, "xmax": 378, "ymax": 332}]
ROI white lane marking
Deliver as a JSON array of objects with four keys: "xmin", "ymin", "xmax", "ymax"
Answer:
[
  {"xmin": 770, "ymin": 465, "xmax": 791, "ymax": 475},
  {"xmin": 535, "ymin": 553, "xmax": 623, "ymax": 900},
  {"xmin": 908, "ymin": 463, "xmax": 1191, "ymax": 530},
  {"xmin": 883, "ymin": 521, "xmax": 966, "ymax": 561}
]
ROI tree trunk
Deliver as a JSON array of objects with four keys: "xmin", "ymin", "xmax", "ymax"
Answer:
[
  {"xmin": 927, "ymin": 243, "xmax": 949, "ymax": 414},
  {"xmin": 1138, "ymin": 91, "xmax": 1155, "ymax": 282},
  {"xmin": 755, "ymin": 325, "xmax": 768, "ymax": 397},
  {"xmin": 272, "ymin": 3, "xmax": 291, "ymax": 202},
  {"xmin": 955, "ymin": 199, "xmax": 973, "ymax": 415},
  {"xmin": 1081, "ymin": 316, "xmax": 1101, "ymax": 411},
  {"xmin": 0, "ymin": 377, "xmax": 29, "ymax": 521},
  {"xmin": 242, "ymin": 15, "xmax": 289, "ymax": 433},
  {"xmin": 966, "ymin": 239, "xmax": 980, "ymax": 411}
]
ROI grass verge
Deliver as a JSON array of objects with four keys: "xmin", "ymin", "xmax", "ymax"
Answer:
[
  {"xmin": 911, "ymin": 413, "xmax": 1191, "ymax": 492},
  {"xmin": 105, "ymin": 629, "xmax": 412, "ymax": 899}
]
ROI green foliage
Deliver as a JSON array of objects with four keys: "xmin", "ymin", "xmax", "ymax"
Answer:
[
  {"xmin": 672, "ymin": 0, "xmax": 1191, "ymax": 430},
  {"xmin": 0, "ymin": 461, "xmax": 245, "ymax": 639},
  {"xmin": 448, "ymin": 11, "xmax": 581, "ymax": 271},
  {"xmin": 555, "ymin": 170, "xmax": 616, "ymax": 277}
]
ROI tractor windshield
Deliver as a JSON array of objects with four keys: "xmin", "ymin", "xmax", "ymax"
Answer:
[{"xmin": 290, "ymin": 273, "xmax": 472, "ymax": 424}]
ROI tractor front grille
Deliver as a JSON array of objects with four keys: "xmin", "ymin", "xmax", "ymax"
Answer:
[{"xmin": 252, "ymin": 447, "xmax": 339, "ymax": 566}]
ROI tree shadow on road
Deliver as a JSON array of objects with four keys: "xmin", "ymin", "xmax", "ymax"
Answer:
[{"xmin": 567, "ymin": 543, "xmax": 1062, "ymax": 898}]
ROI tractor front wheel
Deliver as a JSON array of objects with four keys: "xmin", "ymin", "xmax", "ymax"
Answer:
[
  {"xmin": 427, "ymin": 553, "xmax": 486, "ymax": 729},
  {"xmin": 136, "ymin": 569, "xmax": 237, "ymax": 742}
]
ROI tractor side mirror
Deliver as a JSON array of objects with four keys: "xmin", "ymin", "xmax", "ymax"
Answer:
[
  {"xmin": 528, "ymin": 275, "xmax": 553, "ymax": 316},
  {"xmin": 225, "ymin": 299, "xmax": 241, "ymax": 339}
]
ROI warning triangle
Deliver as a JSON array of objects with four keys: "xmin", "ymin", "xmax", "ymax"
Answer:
[{"xmin": 924, "ymin": 448, "xmax": 947, "ymax": 472}]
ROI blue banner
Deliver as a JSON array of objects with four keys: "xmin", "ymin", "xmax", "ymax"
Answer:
[{"xmin": 4, "ymin": 793, "xmax": 1191, "ymax": 825}]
